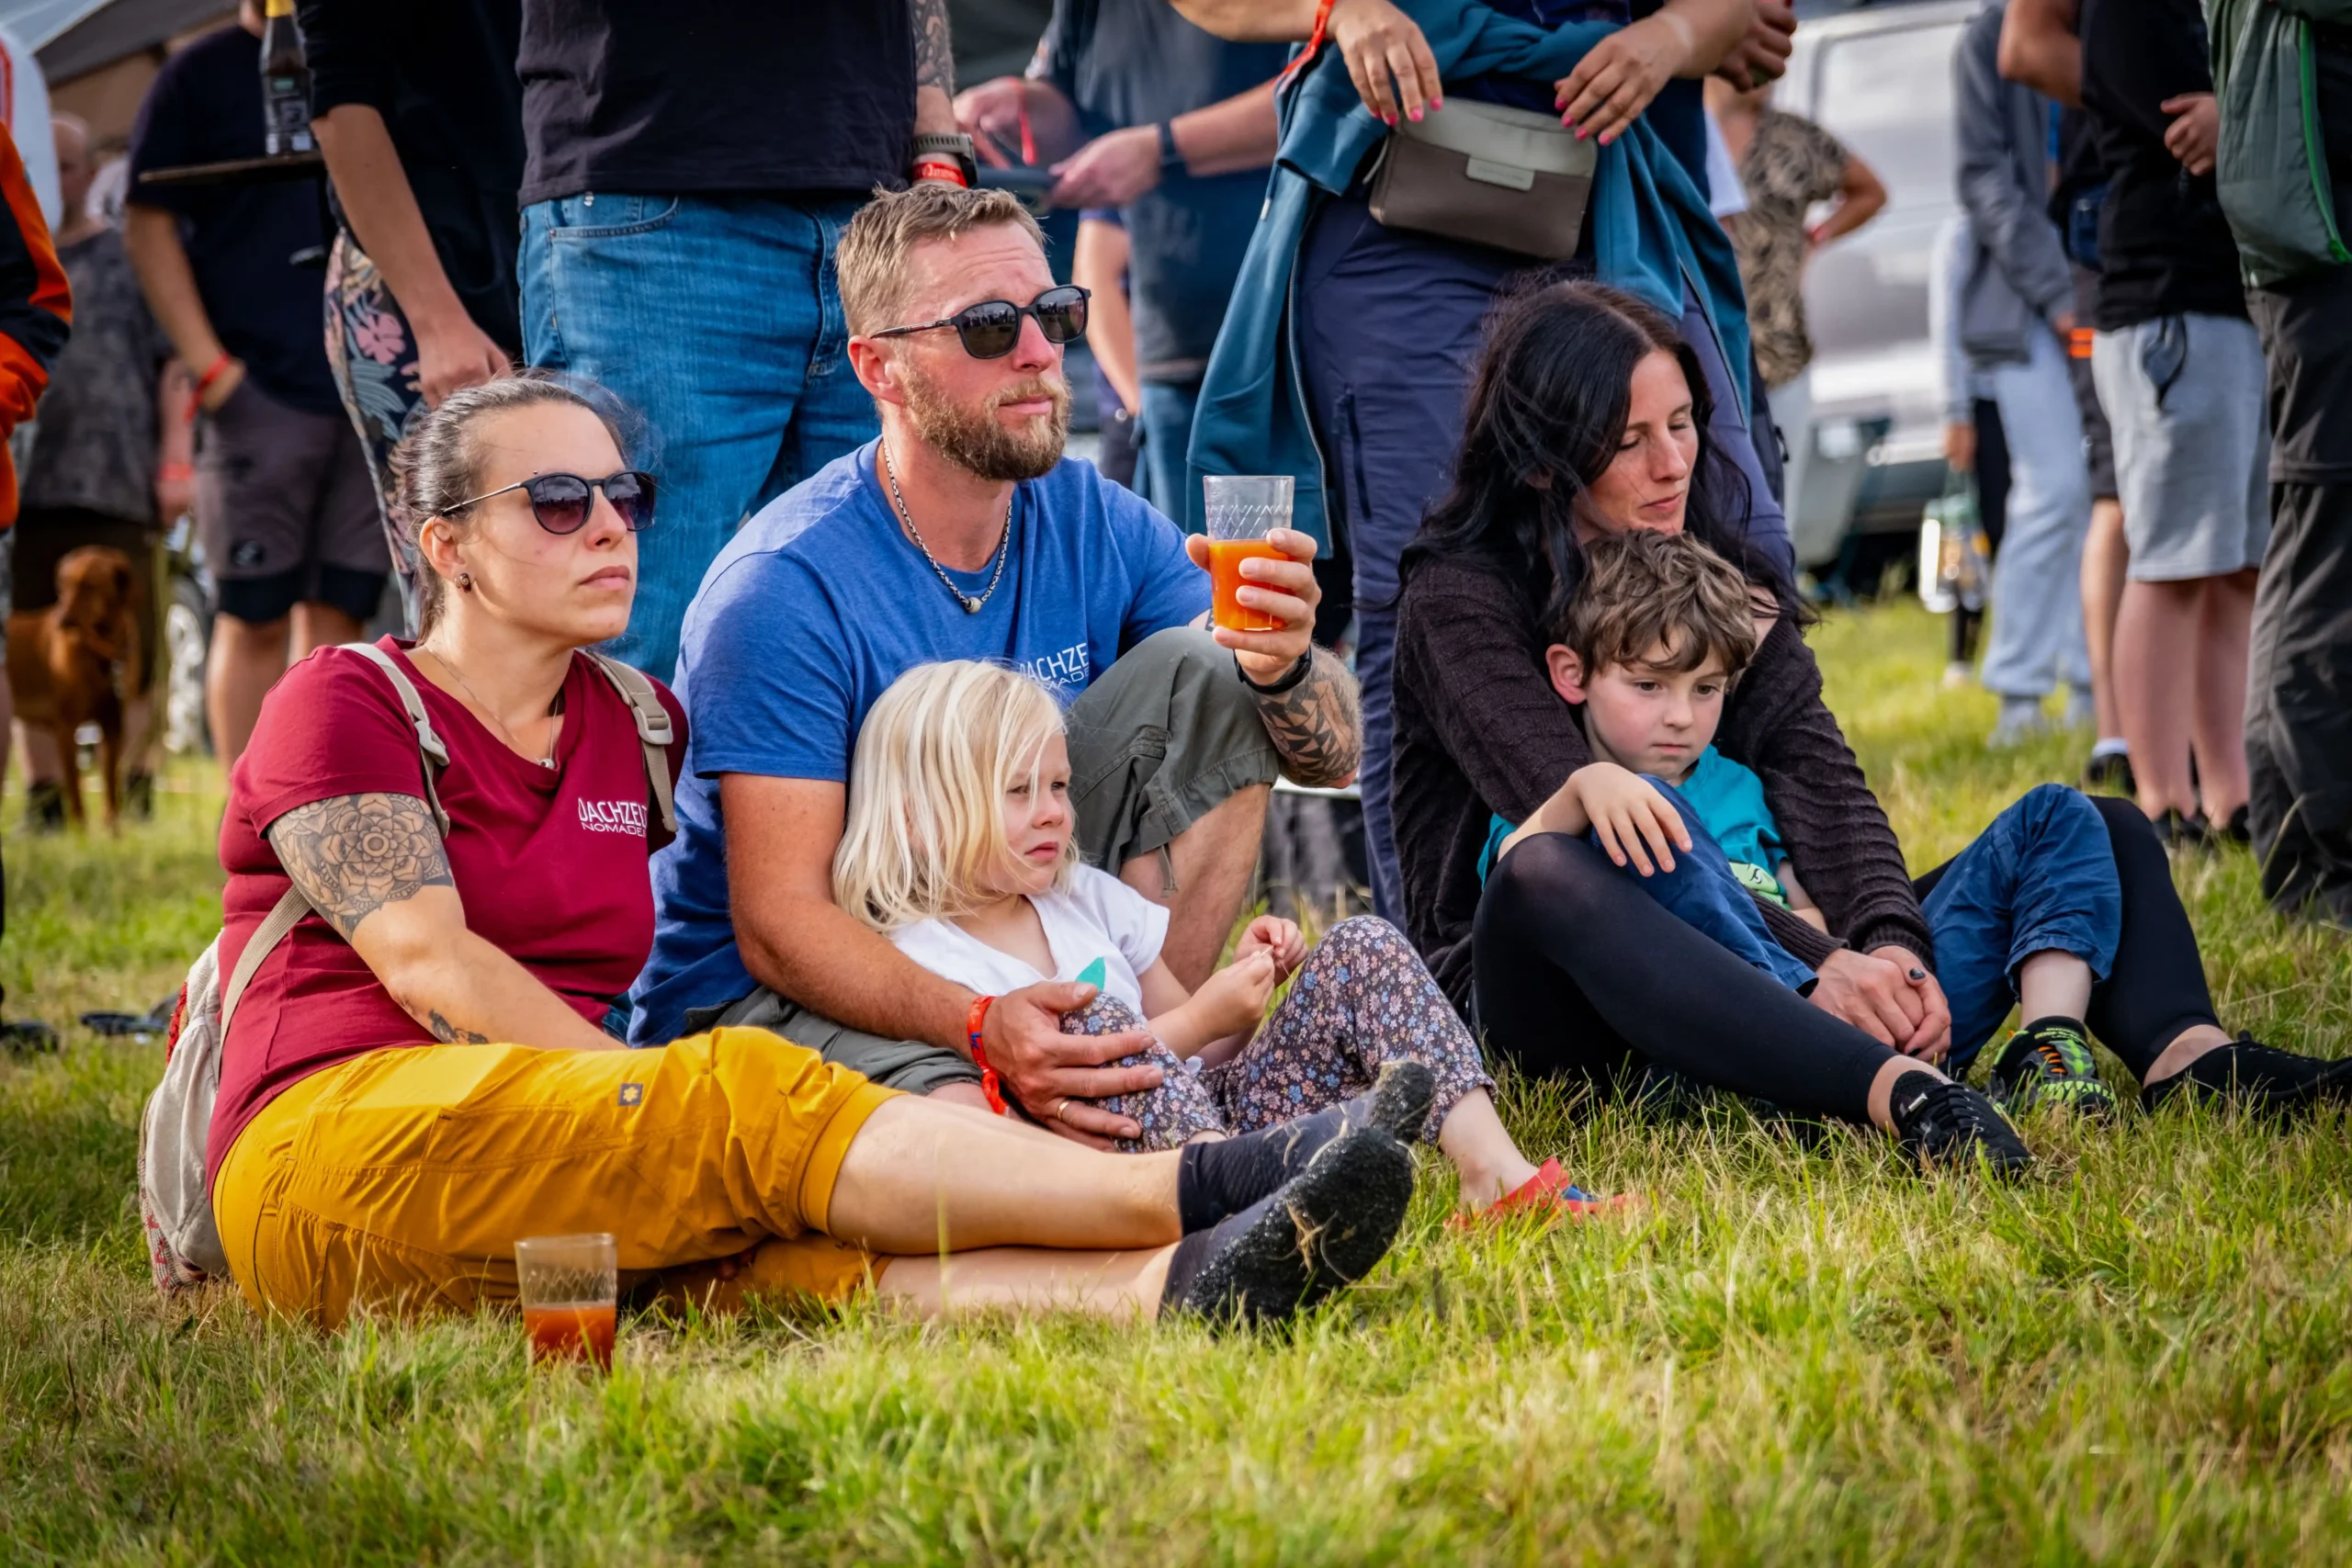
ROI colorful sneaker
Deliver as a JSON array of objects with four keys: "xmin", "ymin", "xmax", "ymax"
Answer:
[
  {"xmin": 1449, "ymin": 1158, "xmax": 1636, "ymax": 1229},
  {"xmin": 1888, "ymin": 1071, "xmax": 2032, "ymax": 1179},
  {"xmin": 1986, "ymin": 1018, "xmax": 2120, "ymax": 1119},
  {"xmin": 2142, "ymin": 1034, "xmax": 2352, "ymax": 1116}
]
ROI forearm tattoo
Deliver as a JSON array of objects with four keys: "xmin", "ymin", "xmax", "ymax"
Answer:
[
  {"xmin": 1252, "ymin": 648, "xmax": 1363, "ymax": 789},
  {"xmin": 267, "ymin": 793, "xmax": 454, "ymax": 940},
  {"xmin": 427, "ymin": 1010, "xmax": 491, "ymax": 1044},
  {"xmin": 913, "ymin": 0, "xmax": 954, "ymax": 94}
]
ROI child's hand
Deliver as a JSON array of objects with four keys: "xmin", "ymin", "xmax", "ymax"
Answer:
[
  {"xmin": 1192, "ymin": 951, "xmax": 1280, "ymax": 1039},
  {"xmin": 1235, "ymin": 915, "xmax": 1307, "ymax": 980},
  {"xmin": 1570, "ymin": 762, "xmax": 1692, "ymax": 876}
]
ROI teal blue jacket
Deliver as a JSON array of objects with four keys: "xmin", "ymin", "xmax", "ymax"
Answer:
[
  {"xmin": 1182, "ymin": 0, "xmax": 1750, "ymax": 547},
  {"xmin": 2210, "ymin": 0, "xmax": 2352, "ymax": 287}
]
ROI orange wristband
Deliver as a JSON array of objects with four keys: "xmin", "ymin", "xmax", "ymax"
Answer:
[{"xmin": 966, "ymin": 994, "xmax": 1008, "ymax": 1115}]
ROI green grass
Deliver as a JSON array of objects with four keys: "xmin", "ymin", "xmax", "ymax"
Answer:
[{"xmin": 5, "ymin": 604, "xmax": 2350, "ymax": 1565}]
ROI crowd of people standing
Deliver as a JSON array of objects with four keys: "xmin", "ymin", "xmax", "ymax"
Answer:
[{"xmin": 0, "ymin": 0, "xmax": 2342, "ymax": 1335}]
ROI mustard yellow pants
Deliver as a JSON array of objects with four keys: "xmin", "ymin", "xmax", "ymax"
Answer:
[{"xmin": 212, "ymin": 1026, "xmax": 899, "ymax": 1328}]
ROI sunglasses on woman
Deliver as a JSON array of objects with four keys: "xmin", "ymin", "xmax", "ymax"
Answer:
[
  {"xmin": 447, "ymin": 470, "xmax": 658, "ymax": 535},
  {"xmin": 870, "ymin": 284, "xmax": 1091, "ymax": 359}
]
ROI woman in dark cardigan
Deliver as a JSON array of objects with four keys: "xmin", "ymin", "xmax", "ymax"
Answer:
[{"xmin": 1391, "ymin": 283, "xmax": 2350, "ymax": 1165}]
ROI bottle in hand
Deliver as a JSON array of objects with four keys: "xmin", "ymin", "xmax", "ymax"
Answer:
[{"xmin": 259, "ymin": 0, "xmax": 314, "ymax": 157}]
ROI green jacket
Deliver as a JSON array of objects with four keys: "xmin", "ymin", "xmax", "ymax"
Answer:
[{"xmin": 2209, "ymin": 0, "xmax": 2352, "ymax": 285}]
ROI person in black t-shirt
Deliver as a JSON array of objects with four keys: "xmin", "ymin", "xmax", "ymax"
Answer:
[
  {"xmin": 303, "ymin": 0, "xmax": 525, "ymax": 622},
  {"xmin": 2077, "ymin": 0, "xmax": 2267, "ymax": 845},
  {"xmin": 514, "ymin": 0, "xmax": 973, "ymax": 682},
  {"xmin": 954, "ymin": 0, "xmax": 1286, "ymax": 513},
  {"xmin": 125, "ymin": 6, "xmax": 389, "ymax": 777}
]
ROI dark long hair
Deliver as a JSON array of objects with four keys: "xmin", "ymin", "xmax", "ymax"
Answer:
[{"xmin": 1396, "ymin": 280, "xmax": 1796, "ymax": 635}]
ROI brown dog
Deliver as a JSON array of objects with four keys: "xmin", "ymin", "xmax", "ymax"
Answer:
[{"xmin": 7, "ymin": 545, "xmax": 141, "ymax": 830}]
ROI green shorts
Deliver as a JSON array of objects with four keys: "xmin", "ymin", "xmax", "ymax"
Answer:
[{"xmin": 699, "ymin": 626, "xmax": 1281, "ymax": 1094}]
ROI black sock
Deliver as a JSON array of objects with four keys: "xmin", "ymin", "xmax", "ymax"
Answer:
[{"xmin": 1177, "ymin": 1104, "xmax": 1352, "ymax": 1232}]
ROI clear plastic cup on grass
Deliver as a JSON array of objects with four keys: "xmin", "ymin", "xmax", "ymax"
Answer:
[
  {"xmin": 515, "ymin": 1233, "xmax": 616, "ymax": 1370},
  {"xmin": 1203, "ymin": 474, "xmax": 1295, "ymax": 634}
]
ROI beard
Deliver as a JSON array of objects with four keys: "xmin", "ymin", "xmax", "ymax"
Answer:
[{"xmin": 901, "ymin": 362, "xmax": 1070, "ymax": 482}]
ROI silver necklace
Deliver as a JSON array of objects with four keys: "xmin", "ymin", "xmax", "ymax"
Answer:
[
  {"xmin": 420, "ymin": 645, "xmax": 560, "ymax": 768},
  {"xmin": 881, "ymin": 440, "xmax": 1012, "ymax": 615}
]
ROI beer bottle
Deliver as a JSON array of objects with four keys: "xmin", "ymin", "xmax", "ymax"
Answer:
[{"xmin": 259, "ymin": 0, "xmax": 313, "ymax": 156}]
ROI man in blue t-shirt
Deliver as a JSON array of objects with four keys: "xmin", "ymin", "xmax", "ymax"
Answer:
[{"xmin": 631, "ymin": 184, "xmax": 1362, "ymax": 1145}]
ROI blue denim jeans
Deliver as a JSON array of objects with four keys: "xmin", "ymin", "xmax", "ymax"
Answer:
[
  {"xmin": 520, "ymin": 193, "xmax": 877, "ymax": 678},
  {"xmin": 1606, "ymin": 777, "xmax": 1820, "ymax": 992},
  {"xmin": 1620, "ymin": 780, "xmax": 2123, "ymax": 1074},
  {"xmin": 1136, "ymin": 380, "xmax": 1201, "ymax": 516}
]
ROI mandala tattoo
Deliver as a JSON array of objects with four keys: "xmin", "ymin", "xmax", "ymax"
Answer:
[
  {"xmin": 267, "ymin": 793, "xmax": 454, "ymax": 940},
  {"xmin": 1251, "ymin": 649, "xmax": 1363, "ymax": 790}
]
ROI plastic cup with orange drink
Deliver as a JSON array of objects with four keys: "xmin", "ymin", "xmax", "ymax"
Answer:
[
  {"xmin": 1203, "ymin": 474, "xmax": 1295, "ymax": 634},
  {"xmin": 516, "ymin": 1232, "xmax": 617, "ymax": 1370}
]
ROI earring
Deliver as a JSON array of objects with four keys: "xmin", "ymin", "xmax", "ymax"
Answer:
[{"xmin": 458, "ymin": 572, "xmax": 473, "ymax": 590}]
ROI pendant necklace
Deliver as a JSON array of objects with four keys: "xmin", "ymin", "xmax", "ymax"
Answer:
[{"xmin": 881, "ymin": 439, "xmax": 1012, "ymax": 615}]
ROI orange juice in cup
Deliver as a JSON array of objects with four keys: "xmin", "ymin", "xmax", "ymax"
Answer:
[
  {"xmin": 1203, "ymin": 475, "xmax": 1295, "ymax": 634},
  {"xmin": 515, "ymin": 1233, "xmax": 617, "ymax": 1370}
]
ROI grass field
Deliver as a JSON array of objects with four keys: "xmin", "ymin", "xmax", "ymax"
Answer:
[{"xmin": 5, "ymin": 604, "xmax": 2350, "ymax": 1565}]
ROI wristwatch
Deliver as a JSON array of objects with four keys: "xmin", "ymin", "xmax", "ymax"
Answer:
[
  {"xmin": 1156, "ymin": 120, "xmax": 1186, "ymax": 173},
  {"xmin": 910, "ymin": 132, "xmax": 978, "ymax": 188}
]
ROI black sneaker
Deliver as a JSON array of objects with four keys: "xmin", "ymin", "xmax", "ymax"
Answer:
[
  {"xmin": 2211, "ymin": 805, "xmax": 2251, "ymax": 846},
  {"xmin": 23, "ymin": 781, "xmax": 62, "ymax": 834},
  {"xmin": 125, "ymin": 771, "xmax": 155, "ymax": 822},
  {"xmin": 1162, "ymin": 1126, "xmax": 1416, "ymax": 1328},
  {"xmin": 1888, "ymin": 1071, "xmax": 2032, "ymax": 1179},
  {"xmin": 1985, "ymin": 1018, "xmax": 2120, "ymax": 1119},
  {"xmin": 2151, "ymin": 809, "xmax": 2211, "ymax": 850},
  {"xmin": 2081, "ymin": 750, "xmax": 2136, "ymax": 796},
  {"xmin": 2142, "ymin": 1034, "xmax": 2352, "ymax": 1115}
]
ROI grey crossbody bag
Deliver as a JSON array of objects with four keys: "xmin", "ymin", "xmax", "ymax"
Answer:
[{"xmin": 1366, "ymin": 97, "xmax": 1598, "ymax": 261}]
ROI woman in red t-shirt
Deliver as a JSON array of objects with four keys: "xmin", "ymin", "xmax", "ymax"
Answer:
[{"xmin": 205, "ymin": 374, "xmax": 1415, "ymax": 1331}]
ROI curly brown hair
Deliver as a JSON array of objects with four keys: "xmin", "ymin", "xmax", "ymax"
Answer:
[{"xmin": 1546, "ymin": 528, "xmax": 1759, "ymax": 682}]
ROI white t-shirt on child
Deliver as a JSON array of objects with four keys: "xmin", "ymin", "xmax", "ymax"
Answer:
[{"xmin": 888, "ymin": 865, "xmax": 1168, "ymax": 1014}]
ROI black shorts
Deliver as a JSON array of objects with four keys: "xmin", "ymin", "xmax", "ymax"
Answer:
[
  {"xmin": 195, "ymin": 379, "xmax": 388, "ymax": 624},
  {"xmin": 2069, "ymin": 264, "xmax": 2119, "ymax": 502}
]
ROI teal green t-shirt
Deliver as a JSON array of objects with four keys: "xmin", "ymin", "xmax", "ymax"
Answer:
[{"xmin": 1478, "ymin": 748, "xmax": 1792, "ymax": 905}]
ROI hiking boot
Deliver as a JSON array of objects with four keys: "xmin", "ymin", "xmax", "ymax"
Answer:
[
  {"xmin": 23, "ymin": 781, "xmax": 62, "ymax": 834},
  {"xmin": 1888, "ymin": 1071, "xmax": 2032, "ymax": 1179},
  {"xmin": 1985, "ymin": 1018, "xmax": 2120, "ymax": 1120},
  {"xmin": 2142, "ymin": 1034, "xmax": 2352, "ymax": 1116}
]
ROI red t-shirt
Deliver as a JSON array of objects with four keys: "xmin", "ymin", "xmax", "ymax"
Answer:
[{"xmin": 207, "ymin": 638, "xmax": 688, "ymax": 1169}]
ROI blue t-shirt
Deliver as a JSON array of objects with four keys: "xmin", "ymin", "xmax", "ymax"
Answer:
[
  {"xmin": 628, "ymin": 443, "xmax": 1212, "ymax": 1045},
  {"xmin": 1478, "ymin": 748, "xmax": 1790, "ymax": 901}
]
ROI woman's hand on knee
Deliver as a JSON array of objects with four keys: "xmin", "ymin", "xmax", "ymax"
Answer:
[{"xmin": 1807, "ymin": 948, "xmax": 1928, "ymax": 1048}]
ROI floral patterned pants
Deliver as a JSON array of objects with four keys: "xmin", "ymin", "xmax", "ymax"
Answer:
[{"xmin": 1059, "ymin": 916, "xmax": 1493, "ymax": 1153}]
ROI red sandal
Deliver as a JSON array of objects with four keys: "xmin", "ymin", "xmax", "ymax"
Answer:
[{"xmin": 1447, "ymin": 1158, "xmax": 1637, "ymax": 1230}]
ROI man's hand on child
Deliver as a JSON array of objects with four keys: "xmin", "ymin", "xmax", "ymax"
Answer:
[
  {"xmin": 1235, "ymin": 915, "xmax": 1306, "ymax": 981},
  {"xmin": 1572, "ymin": 762, "xmax": 1691, "ymax": 877},
  {"xmin": 982, "ymin": 981, "xmax": 1163, "ymax": 1147}
]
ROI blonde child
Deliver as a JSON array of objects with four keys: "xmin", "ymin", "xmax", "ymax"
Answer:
[{"xmin": 834, "ymin": 660, "xmax": 1611, "ymax": 1221}]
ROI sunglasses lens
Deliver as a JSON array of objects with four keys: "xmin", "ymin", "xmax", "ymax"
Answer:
[
  {"xmin": 526, "ymin": 475, "xmax": 594, "ymax": 535},
  {"xmin": 1035, "ymin": 288, "xmax": 1089, "ymax": 344},
  {"xmin": 606, "ymin": 472, "xmax": 656, "ymax": 531},
  {"xmin": 956, "ymin": 300, "xmax": 1022, "ymax": 358}
]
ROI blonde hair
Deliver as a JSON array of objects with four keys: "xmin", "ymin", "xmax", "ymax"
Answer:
[
  {"xmin": 833, "ymin": 660, "xmax": 1075, "ymax": 931},
  {"xmin": 835, "ymin": 182, "xmax": 1047, "ymax": 336}
]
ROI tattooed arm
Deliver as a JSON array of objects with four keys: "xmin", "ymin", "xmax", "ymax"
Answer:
[
  {"xmin": 911, "ymin": 0, "xmax": 957, "ymax": 136},
  {"xmin": 267, "ymin": 793, "xmax": 622, "ymax": 1053},
  {"xmin": 1249, "ymin": 649, "xmax": 1363, "ymax": 789}
]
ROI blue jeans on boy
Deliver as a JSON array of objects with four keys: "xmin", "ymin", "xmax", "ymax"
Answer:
[
  {"xmin": 520, "ymin": 193, "xmax": 878, "ymax": 679},
  {"xmin": 1614, "ymin": 780, "xmax": 2121, "ymax": 1074},
  {"xmin": 1606, "ymin": 777, "xmax": 1821, "ymax": 992}
]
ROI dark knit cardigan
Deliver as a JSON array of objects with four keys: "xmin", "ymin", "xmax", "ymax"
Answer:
[{"xmin": 1392, "ymin": 553, "xmax": 1934, "ymax": 1011}]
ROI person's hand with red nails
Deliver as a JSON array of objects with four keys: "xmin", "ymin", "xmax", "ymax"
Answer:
[
  {"xmin": 1330, "ymin": 0, "xmax": 1443, "ymax": 125},
  {"xmin": 1555, "ymin": 11, "xmax": 1693, "ymax": 145}
]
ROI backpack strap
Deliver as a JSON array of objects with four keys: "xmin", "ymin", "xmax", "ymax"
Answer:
[
  {"xmin": 583, "ymin": 650, "xmax": 677, "ymax": 837},
  {"xmin": 333, "ymin": 641, "xmax": 453, "ymax": 835},
  {"xmin": 220, "ymin": 886, "xmax": 311, "ymax": 1038}
]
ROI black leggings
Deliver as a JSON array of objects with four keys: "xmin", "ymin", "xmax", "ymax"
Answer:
[{"xmin": 1475, "ymin": 796, "xmax": 2221, "ymax": 1114}]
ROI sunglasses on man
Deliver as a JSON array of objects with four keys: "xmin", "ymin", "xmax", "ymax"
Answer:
[
  {"xmin": 870, "ymin": 284, "xmax": 1091, "ymax": 359},
  {"xmin": 447, "ymin": 470, "xmax": 658, "ymax": 535}
]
